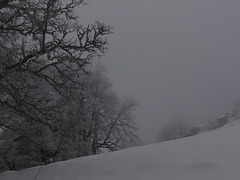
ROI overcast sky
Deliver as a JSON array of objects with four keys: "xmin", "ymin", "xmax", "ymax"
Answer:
[{"xmin": 79, "ymin": 0, "xmax": 240, "ymax": 143}]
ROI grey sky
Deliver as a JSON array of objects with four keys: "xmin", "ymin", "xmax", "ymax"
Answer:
[{"xmin": 79, "ymin": 0, "xmax": 240, "ymax": 143}]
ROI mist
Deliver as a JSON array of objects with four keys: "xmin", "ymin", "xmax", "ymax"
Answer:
[{"xmin": 78, "ymin": 0, "xmax": 240, "ymax": 143}]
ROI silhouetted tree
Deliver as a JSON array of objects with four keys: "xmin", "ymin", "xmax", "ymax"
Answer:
[{"xmin": 0, "ymin": 0, "xmax": 112, "ymax": 171}]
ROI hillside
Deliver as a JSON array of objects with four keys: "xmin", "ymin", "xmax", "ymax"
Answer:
[{"xmin": 1, "ymin": 121, "xmax": 240, "ymax": 180}]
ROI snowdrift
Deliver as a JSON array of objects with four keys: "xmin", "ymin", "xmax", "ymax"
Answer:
[{"xmin": 1, "ymin": 121, "xmax": 240, "ymax": 180}]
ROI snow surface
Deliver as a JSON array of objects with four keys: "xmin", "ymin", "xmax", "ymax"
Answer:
[{"xmin": 1, "ymin": 121, "xmax": 240, "ymax": 180}]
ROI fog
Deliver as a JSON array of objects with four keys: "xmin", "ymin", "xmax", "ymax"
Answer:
[{"xmin": 79, "ymin": 0, "xmax": 240, "ymax": 143}]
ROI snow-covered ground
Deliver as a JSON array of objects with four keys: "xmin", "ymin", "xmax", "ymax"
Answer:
[{"xmin": 1, "ymin": 121, "xmax": 240, "ymax": 180}]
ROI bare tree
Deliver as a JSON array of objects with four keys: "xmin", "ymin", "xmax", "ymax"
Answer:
[
  {"xmin": 79, "ymin": 64, "xmax": 138, "ymax": 154},
  {"xmin": 0, "ymin": 0, "xmax": 112, "ymax": 129},
  {"xmin": 0, "ymin": 0, "xmax": 112, "ymax": 170}
]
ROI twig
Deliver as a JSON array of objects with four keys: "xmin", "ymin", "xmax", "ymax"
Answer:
[{"xmin": 33, "ymin": 165, "xmax": 43, "ymax": 180}]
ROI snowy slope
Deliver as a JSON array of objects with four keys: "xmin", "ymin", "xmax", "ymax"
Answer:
[{"xmin": 1, "ymin": 121, "xmax": 240, "ymax": 180}]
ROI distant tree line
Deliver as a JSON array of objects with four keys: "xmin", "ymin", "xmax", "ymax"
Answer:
[
  {"xmin": 157, "ymin": 99, "xmax": 240, "ymax": 143},
  {"xmin": 0, "ymin": 0, "xmax": 138, "ymax": 171},
  {"xmin": 156, "ymin": 114, "xmax": 200, "ymax": 143}
]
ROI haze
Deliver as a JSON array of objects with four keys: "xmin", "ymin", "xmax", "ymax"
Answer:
[{"xmin": 78, "ymin": 0, "xmax": 240, "ymax": 143}]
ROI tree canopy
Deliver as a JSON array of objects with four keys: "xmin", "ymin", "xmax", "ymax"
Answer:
[{"xmin": 0, "ymin": 0, "xmax": 138, "ymax": 171}]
